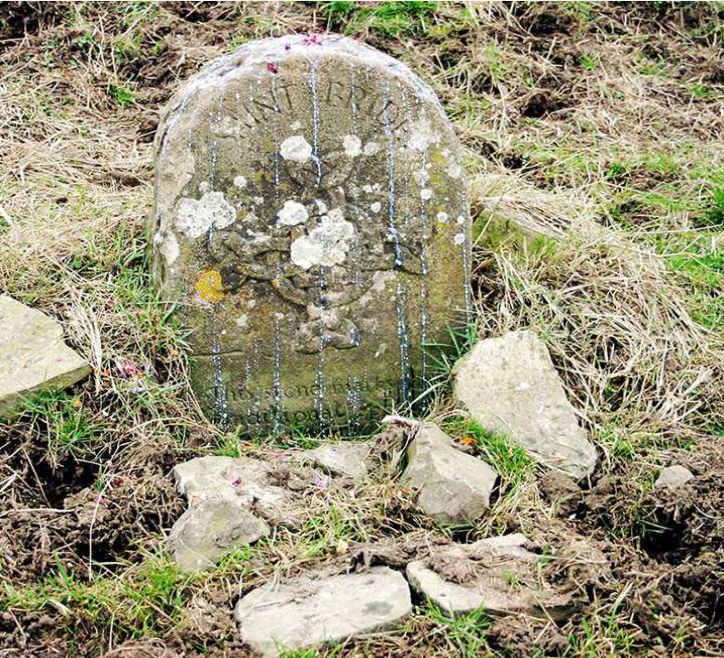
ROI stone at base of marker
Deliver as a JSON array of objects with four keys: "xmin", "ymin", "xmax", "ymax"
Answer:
[
  {"xmin": 401, "ymin": 422, "xmax": 498, "ymax": 523},
  {"xmin": 0, "ymin": 295, "xmax": 90, "ymax": 416},
  {"xmin": 452, "ymin": 330, "xmax": 597, "ymax": 479},
  {"xmin": 234, "ymin": 566, "xmax": 412, "ymax": 657}
]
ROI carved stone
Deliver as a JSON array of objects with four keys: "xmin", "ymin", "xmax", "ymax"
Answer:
[{"xmin": 149, "ymin": 35, "xmax": 470, "ymax": 432}]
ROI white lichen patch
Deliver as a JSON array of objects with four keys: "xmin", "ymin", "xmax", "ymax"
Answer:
[
  {"xmin": 290, "ymin": 209, "xmax": 355, "ymax": 270},
  {"xmin": 447, "ymin": 161, "xmax": 462, "ymax": 178},
  {"xmin": 456, "ymin": 215, "xmax": 465, "ymax": 225},
  {"xmin": 175, "ymin": 191, "xmax": 236, "ymax": 239},
  {"xmin": 236, "ymin": 314, "xmax": 248, "ymax": 329},
  {"xmin": 370, "ymin": 202, "xmax": 382, "ymax": 213},
  {"xmin": 233, "ymin": 175, "xmax": 247, "ymax": 188},
  {"xmin": 363, "ymin": 141, "xmax": 380, "ymax": 156},
  {"xmin": 199, "ymin": 181, "xmax": 210, "ymax": 193},
  {"xmin": 280, "ymin": 135, "xmax": 312, "ymax": 162},
  {"xmin": 408, "ymin": 117, "xmax": 440, "ymax": 152},
  {"xmin": 278, "ymin": 200, "xmax": 308, "ymax": 226},
  {"xmin": 290, "ymin": 120, "xmax": 302, "ymax": 131},
  {"xmin": 315, "ymin": 199, "xmax": 328, "ymax": 214},
  {"xmin": 421, "ymin": 188, "xmax": 432, "ymax": 200},
  {"xmin": 453, "ymin": 233, "xmax": 466, "ymax": 245},
  {"xmin": 436, "ymin": 212, "xmax": 449, "ymax": 223},
  {"xmin": 343, "ymin": 135, "xmax": 362, "ymax": 157}
]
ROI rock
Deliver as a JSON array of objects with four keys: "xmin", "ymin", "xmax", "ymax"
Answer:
[
  {"xmin": 654, "ymin": 465, "xmax": 694, "ymax": 490},
  {"xmin": 400, "ymin": 422, "xmax": 497, "ymax": 523},
  {"xmin": 234, "ymin": 566, "xmax": 411, "ymax": 656},
  {"xmin": 301, "ymin": 441, "xmax": 371, "ymax": 479},
  {"xmin": 149, "ymin": 34, "xmax": 471, "ymax": 434},
  {"xmin": 452, "ymin": 331, "xmax": 597, "ymax": 479},
  {"xmin": 0, "ymin": 295, "xmax": 90, "ymax": 416},
  {"xmin": 406, "ymin": 534, "xmax": 602, "ymax": 619},
  {"xmin": 168, "ymin": 455, "xmax": 308, "ymax": 570},
  {"xmin": 173, "ymin": 455, "xmax": 302, "ymax": 527},
  {"xmin": 168, "ymin": 498, "xmax": 269, "ymax": 572}
]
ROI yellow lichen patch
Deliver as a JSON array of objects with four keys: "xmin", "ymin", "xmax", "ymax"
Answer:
[{"xmin": 195, "ymin": 270, "xmax": 224, "ymax": 303}]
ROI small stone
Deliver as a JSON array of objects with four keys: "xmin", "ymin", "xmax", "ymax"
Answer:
[
  {"xmin": 173, "ymin": 455, "xmax": 302, "ymax": 527},
  {"xmin": 235, "ymin": 566, "xmax": 411, "ymax": 657},
  {"xmin": 301, "ymin": 442, "xmax": 371, "ymax": 480},
  {"xmin": 406, "ymin": 534, "xmax": 602, "ymax": 619},
  {"xmin": 452, "ymin": 331, "xmax": 597, "ymax": 479},
  {"xmin": 0, "ymin": 295, "xmax": 90, "ymax": 416},
  {"xmin": 168, "ymin": 498, "xmax": 269, "ymax": 572},
  {"xmin": 654, "ymin": 465, "xmax": 694, "ymax": 490},
  {"xmin": 401, "ymin": 422, "xmax": 497, "ymax": 523}
]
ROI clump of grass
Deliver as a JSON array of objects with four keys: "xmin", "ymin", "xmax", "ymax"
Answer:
[{"xmin": 321, "ymin": 1, "xmax": 438, "ymax": 37}]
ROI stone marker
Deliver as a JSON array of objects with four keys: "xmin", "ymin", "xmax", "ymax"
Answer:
[
  {"xmin": 149, "ymin": 34, "xmax": 471, "ymax": 433},
  {"xmin": 407, "ymin": 533, "xmax": 605, "ymax": 619},
  {"xmin": 234, "ymin": 566, "xmax": 412, "ymax": 656},
  {"xmin": 401, "ymin": 422, "xmax": 497, "ymax": 523},
  {"xmin": 453, "ymin": 331, "xmax": 597, "ymax": 479},
  {"xmin": 0, "ymin": 295, "xmax": 90, "ymax": 416},
  {"xmin": 654, "ymin": 464, "xmax": 694, "ymax": 490}
]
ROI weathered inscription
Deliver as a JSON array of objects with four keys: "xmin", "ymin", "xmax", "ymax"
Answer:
[{"xmin": 150, "ymin": 35, "xmax": 471, "ymax": 434}]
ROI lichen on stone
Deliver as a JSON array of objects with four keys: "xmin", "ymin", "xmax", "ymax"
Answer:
[{"xmin": 175, "ymin": 191, "xmax": 236, "ymax": 239}]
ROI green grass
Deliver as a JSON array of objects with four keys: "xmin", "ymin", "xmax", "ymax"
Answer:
[
  {"xmin": 320, "ymin": 1, "xmax": 438, "ymax": 37},
  {"xmin": 420, "ymin": 603, "xmax": 492, "ymax": 657},
  {"xmin": 444, "ymin": 418, "xmax": 535, "ymax": 494},
  {"xmin": 1, "ymin": 552, "xmax": 194, "ymax": 640}
]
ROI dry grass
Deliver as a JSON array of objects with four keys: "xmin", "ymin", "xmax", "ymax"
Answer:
[{"xmin": 1, "ymin": 2, "xmax": 724, "ymax": 657}]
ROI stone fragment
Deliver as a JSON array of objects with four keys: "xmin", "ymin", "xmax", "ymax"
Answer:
[
  {"xmin": 234, "ymin": 566, "xmax": 411, "ymax": 657},
  {"xmin": 406, "ymin": 534, "xmax": 604, "ymax": 619},
  {"xmin": 168, "ymin": 455, "xmax": 309, "ymax": 570},
  {"xmin": 654, "ymin": 465, "xmax": 694, "ymax": 490},
  {"xmin": 173, "ymin": 455, "xmax": 302, "ymax": 527},
  {"xmin": 168, "ymin": 498, "xmax": 269, "ymax": 572},
  {"xmin": 452, "ymin": 331, "xmax": 597, "ymax": 479},
  {"xmin": 0, "ymin": 295, "xmax": 90, "ymax": 416},
  {"xmin": 301, "ymin": 441, "xmax": 371, "ymax": 479},
  {"xmin": 401, "ymin": 422, "xmax": 497, "ymax": 523},
  {"xmin": 149, "ymin": 35, "xmax": 471, "ymax": 433}
]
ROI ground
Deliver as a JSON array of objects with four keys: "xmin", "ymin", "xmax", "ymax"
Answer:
[{"xmin": 1, "ymin": 2, "xmax": 723, "ymax": 657}]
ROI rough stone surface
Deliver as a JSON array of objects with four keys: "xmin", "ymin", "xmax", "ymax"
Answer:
[
  {"xmin": 406, "ymin": 534, "xmax": 603, "ymax": 619},
  {"xmin": 301, "ymin": 441, "xmax": 371, "ymax": 479},
  {"xmin": 149, "ymin": 34, "xmax": 471, "ymax": 433},
  {"xmin": 0, "ymin": 295, "xmax": 90, "ymax": 416},
  {"xmin": 654, "ymin": 465, "xmax": 694, "ymax": 490},
  {"xmin": 168, "ymin": 455, "xmax": 309, "ymax": 570},
  {"xmin": 234, "ymin": 566, "xmax": 412, "ymax": 656},
  {"xmin": 173, "ymin": 455, "xmax": 303, "ymax": 527},
  {"xmin": 452, "ymin": 331, "xmax": 597, "ymax": 479},
  {"xmin": 168, "ymin": 498, "xmax": 269, "ymax": 572},
  {"xmin": 400, "ymin": 422, "xmax": 497, "ymax": 523}
]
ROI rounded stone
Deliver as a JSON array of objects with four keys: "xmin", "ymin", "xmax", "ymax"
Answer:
[{"xmin": 149, "ymin": 34, "xmax": 471, "ymax": 433}]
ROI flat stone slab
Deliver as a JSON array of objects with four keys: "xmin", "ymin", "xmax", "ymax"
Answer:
[
  {"xmin": 149, "ymin": 34, "xmax": 471, "ymax": 433},
  {"xmin": 174, "ymin": 455, "xmax": 302, "ymax": 527},
  {"xmin": 234, "ymin": 566, "xmax": 412, "ymax": 656},
  {"xmin": 168, "ymin": 455, "xmax": 309, "ymax": 570},
  {"xmin": 654, "ymin": 465, "xmax": 694, "ymax": 490},
  {"xmin": 300, "ymin": 441, "xmax": 371, "ymax": 479},
  {"xmin": 401, "ymin": 422, "xmax": 497, "ymax": 524},
  {"xmin": 407, "ymin": 534, "xmax": 603, "ymax": 619},
  {"xmin": 452, "ymin": 331, "xmax": 597, "ymax": 479},
  {"xmin": 168, "ymin": 497, "xmax": 269, "ymax": 572},
  {"xmin": 0, "ymin": 295, "xmax": 90, "ymax": 416}
]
